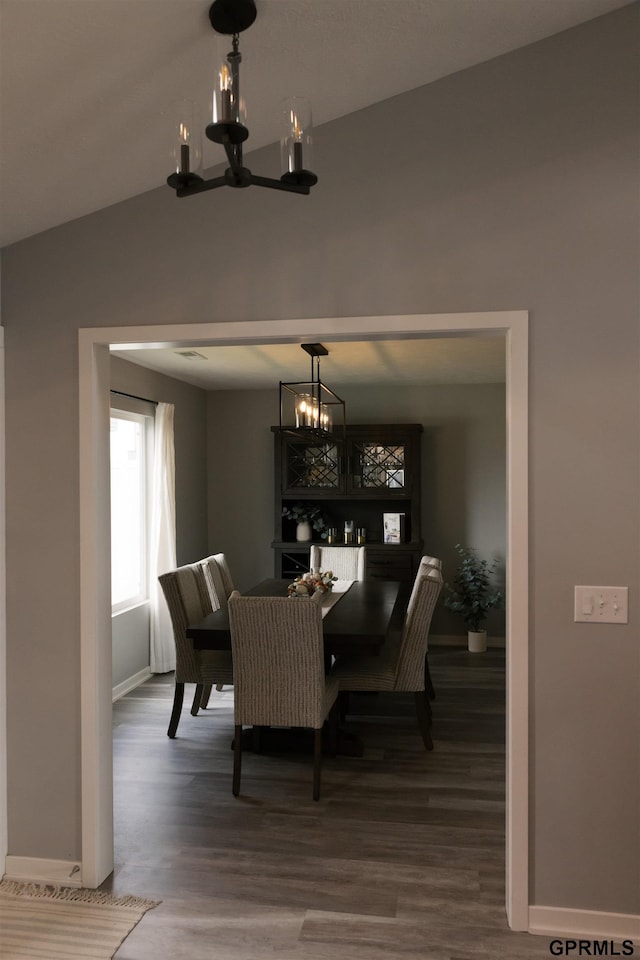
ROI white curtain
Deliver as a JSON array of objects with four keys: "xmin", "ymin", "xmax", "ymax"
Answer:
[{"xmin": 149, "ymin": 402, "xmax": 177, "ymax": 673}]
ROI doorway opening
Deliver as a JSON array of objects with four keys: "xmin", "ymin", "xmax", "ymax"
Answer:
[{"xmin": 79, "ymin": 311, "xmax": 528, "ymax": 927}]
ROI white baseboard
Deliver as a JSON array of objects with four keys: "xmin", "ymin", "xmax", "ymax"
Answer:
[
  {"xmin": 112, "ymin": 666, "xmax": 152, "ymax": 702},
  {"xmin": 4, "ymin": 855, "xmax": 83, "ymax": 887},
  {"xmin": 529, "ymin": 905, "xmax": 640, "ymax": 940},
  {"xmin": 430, "ymin": 633, "xmax": 506, "ymax": 648}
]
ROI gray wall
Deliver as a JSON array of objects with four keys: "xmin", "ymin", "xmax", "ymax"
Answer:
[
  {"xmin": 209, "ymin": 383, "xmax": 506, "ymax": 634},
  {"xmin": 112, "ymin": 604, "xmax": 150, "ymax": 690},
  {"xmin": 206, "ymin": 389, "xmax": 278, "ymax": 592},
  {"xmin": 1, "ymin": 7, "xmax": 638, "ymax": 915}
]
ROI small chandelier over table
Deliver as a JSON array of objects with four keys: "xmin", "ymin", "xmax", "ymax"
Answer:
[
  {"xmin": 167, "ymin": 0, "xmax": 318, "ymax": 197},
  {"xmin": 280, "ymin": 344, "xmax": 346, "ymax": 441}
]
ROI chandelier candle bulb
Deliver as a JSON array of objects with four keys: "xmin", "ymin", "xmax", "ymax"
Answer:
[
  {"xmin": 215, "ymin": 59, "xmax": 240, "ymax": 125},
  {"xmin": 221, "ymin": 89, "xmax": 232, "ymax": 123},
  {"xmin": 280, "ymin": 97, "xmax": 317, "ymax": 187},
  {"xmin": 295, "ymin": 394, "xmax": 313, "ymax": 428},
  {"xmin": 167, "ymin": 102, "xmax": 203, "ymax": 190}
]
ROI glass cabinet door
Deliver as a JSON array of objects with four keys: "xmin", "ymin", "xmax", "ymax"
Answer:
[
  {"xmin": 282, "ymin": 439, "xmax": 342, "ymax": 493},
  {"xmin": 350, "ymin": 441, "xmax": 409, "ymax": 494}
]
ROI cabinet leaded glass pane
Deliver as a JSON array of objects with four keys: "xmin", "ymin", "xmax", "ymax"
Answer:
[
  {"xmin": 353, "ymin": 443, "xmax": 406, "ymax": 489},
  {"xmin": 286, "ymin": 443, "xmax": 340, "ymax": 489}
]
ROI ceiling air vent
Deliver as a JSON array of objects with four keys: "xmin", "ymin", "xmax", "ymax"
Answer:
[{"xmin": 175, "ymin": 350, "xmax": 207, "ymax": 360}]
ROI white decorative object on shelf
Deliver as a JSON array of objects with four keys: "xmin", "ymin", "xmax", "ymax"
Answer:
[
  {"xmin": 296, "ymin": 520, "xmax": 312, "ymax": 542},
  {"xmin": 383, "ymin": 512, "xmax": 405, "ymax": 543}
]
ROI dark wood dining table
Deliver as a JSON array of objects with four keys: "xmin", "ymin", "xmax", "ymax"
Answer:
[
  {"xmin": 187, "ymin": 578, "xmax": 408, "ymax": 658},
  {"xmin": 186, "ymin": 578, "xmax": 408, "ymax": 757}
]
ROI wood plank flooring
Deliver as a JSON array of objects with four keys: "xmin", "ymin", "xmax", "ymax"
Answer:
[{"xmin": 106, "ymin": 647, "xmax": 551, "ymax": 959}]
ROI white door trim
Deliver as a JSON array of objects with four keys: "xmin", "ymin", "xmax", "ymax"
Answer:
[{"xmin": 78, "ymin": 311, "xmax": 529, "ymax": 929}]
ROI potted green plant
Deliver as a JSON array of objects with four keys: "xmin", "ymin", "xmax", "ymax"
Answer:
[
  {"xmin": 443, "ymin": 544, "xmax": 503, "ymax": 652},
  {"xmin": 282, "ymin": 502, "xmax": 328, "ymax": 542}
]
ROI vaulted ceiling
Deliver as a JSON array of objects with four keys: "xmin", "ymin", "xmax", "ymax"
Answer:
[{"xmin": 1, "ymin": 0, "xmax": 629, "ymax": 248}]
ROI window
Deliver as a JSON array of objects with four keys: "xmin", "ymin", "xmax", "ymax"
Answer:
[{"xmin": 110, "ymin": 408, "xmax": 152, "ymax": 611}]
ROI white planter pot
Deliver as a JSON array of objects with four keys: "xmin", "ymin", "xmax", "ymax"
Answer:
[
  {"xmin": 468, "ymin": 630, "xmax": 487, "ymax": 653},
  {"xmin": 296, "ymin": 520, "xmax": 313, "ymax": 542}
]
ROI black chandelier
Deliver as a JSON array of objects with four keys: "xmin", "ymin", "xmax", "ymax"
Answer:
[
  {"xmin": 167, "ymin": 0, "xmax": 318, "ymax": 198},
  {"xmin": 280, "ymin": 344, "xmax": 346, "ymax": 441}
]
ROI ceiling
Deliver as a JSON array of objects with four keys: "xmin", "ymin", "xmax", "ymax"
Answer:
[
  {"xmin": 0, "ymin": 0, "xmax": 630, "ymax": 249},
  {"xmin": 111, "ymin": 335, "xmax": 507, "ymax": 390}
]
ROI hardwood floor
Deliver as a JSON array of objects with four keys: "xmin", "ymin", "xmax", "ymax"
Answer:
[{"xmin": 106, "ymin": 647, "xmax": 550, "ymax": 959}]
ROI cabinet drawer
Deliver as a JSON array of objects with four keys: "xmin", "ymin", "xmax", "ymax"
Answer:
[{"xmin": 366, "ymin": 551, "xmax": 413, "ymax": 581}]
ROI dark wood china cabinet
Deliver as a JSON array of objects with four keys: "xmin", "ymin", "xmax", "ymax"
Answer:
[{"xmin": 272, "ymin": 424, "xmax": 423, "ymax": 582}]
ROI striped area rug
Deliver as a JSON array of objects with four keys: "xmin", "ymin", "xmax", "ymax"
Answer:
[{"xmin": 0, "ymin": 880, "xmax": 160, "ymax": 959}]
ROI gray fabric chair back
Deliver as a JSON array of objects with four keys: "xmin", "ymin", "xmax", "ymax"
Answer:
[
  {"xmin": 200, "ymin": 555, "xmax": 228, "ymax": 611},
  {"xmin": 207, "ymin": 553, "xmax": 235, "ymax": 598},
  {"xmin": 394, "ymin": 567, "xmax": 442, "ymax": 690},
  {"xmin": 309, "ymin": 545, "xmax": 366, "ymax": 580},
  {"xmin": 159, "ymin": 562, "xmax": 233, "ymax": 683},
  {"xmin": 406, "ymin": 557, "xmax": 442, "ymax": 622},
  {"xmin": 228, "ymin": 592, "xmax": 338, "ymax": 730},
  {"xmin": 159, "ymin": 563, "xmax": 210, "ymax": 683}
]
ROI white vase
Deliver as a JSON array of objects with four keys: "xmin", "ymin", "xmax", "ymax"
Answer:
[
  {"xmin": 468, "ymin": 630, "xmax": 487, "ymax": 653},
  {"xmin": 296, "ymin": 520, "xmax": 312, "ymax": 542}
]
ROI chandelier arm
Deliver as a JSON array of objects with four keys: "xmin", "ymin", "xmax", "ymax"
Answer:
[
  {"xmin": 175, "ymin": 175, "xmax": 228, "ymax": 197},
  {"xmin": 249, "ymin": 174, "xmax": 311, "ymax": 195}
]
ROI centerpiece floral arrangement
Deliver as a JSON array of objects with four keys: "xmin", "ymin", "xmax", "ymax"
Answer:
[{"xmin": 287, "ymin": 570, "xmax": 337, "ymax": 598}]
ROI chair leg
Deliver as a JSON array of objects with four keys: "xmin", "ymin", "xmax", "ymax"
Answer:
[
  {"xmin": 425, "ymin": 654, "xmax": 436, "ymax": 700},
  {"xmin": 338, "ymin": 690, "xmax": 349, "ymax": 722},
  {"xmin": 414, "ymin": 691, "xmax": 434, "ymax": 751},
  {"xmin": 167, "ymin": 682, "xmax": 184, "ymax": 738},
  {"xmin": 233, "ymin": 724, "xmax": 243, "ymax": 796},
  {"xmin": 326, "ymin": 703, "xmax": 338, "ymax": 758},
  {"xmin": 199, "ymin": 684, "xmax": 213, "ymax": 709},
  {"xmin": 191, "ymin": 683, "xmax": 205, "ymax": 715},
  {"xmin": 251, "ymin": 725, "xmax": 262, "ymax": 753},
  {"xmin": 312, "ymin": 728, "xmax": 323, "ymax": 801}
]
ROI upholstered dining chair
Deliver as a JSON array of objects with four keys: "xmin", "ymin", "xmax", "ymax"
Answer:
[
  {"xmin": 211, "ymin": 552, "xmax": 235, "ymax": 598},
  {"xmin": 331, "ymin": 566, "xmax": 442, "ymax": 751},
  {"xmin": 411, "ymin": 556, "xmax": 442, "ymax": 700},
  {"xmin": 309, "ymin": 545, "xmax": 366, "ymax": 580},
  {"xmin": 199, "ymin": 553, "xmax": 236, "ymax": 700},
  {"xmin": 201, "ymin": 554, "xmax": 232, "ymax": 610},
  {"xmin": 158, "ymin": 562, "xmax": 234, "ymax": 738},
  {"xmin": 227, "ymin": 591, "xmax": 339, "ymax": 801}
]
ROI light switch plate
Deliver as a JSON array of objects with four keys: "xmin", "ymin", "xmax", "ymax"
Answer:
[{"xmin": 574, "ymin": 586, "xmax": 628, "ymax": 624}]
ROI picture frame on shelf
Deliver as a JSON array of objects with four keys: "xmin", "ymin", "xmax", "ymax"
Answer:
[{"xmin": 383, "ymin": 512, "xmax": 405, "ymax": 543}]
